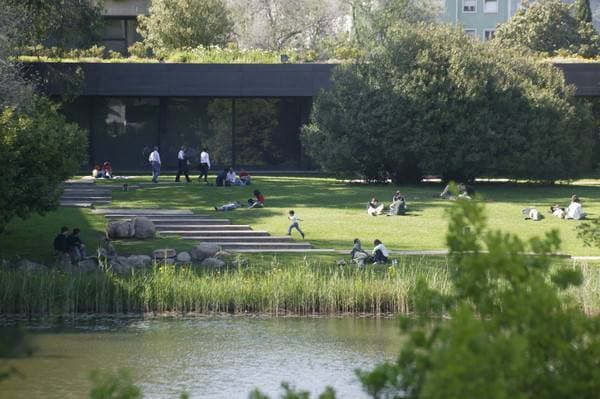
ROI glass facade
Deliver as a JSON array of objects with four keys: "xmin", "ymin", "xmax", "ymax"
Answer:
[{"xmin": 61, "ymin": 96, "xmax": 311, "ymax": 172}]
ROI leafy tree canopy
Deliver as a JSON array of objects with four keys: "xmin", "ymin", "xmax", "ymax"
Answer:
[
  {"xmin": 495, "ymin": 0, "xmax": 600, "ymax": 57},
  {"xmin": 138, "ymin": 0, "xmax": 234, "ymax": 55},
  {"xmin": 0, "ymin": 97, "xmax": 88, "ymax": 231},
  {"xmin": 303, "ymin": 23, "xmax": 596, "ymax": 183}
]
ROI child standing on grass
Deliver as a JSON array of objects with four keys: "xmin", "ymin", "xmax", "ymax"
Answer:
[{"xmin": 287, "ymin": 210, "xmax": 305, "ymax": 239}]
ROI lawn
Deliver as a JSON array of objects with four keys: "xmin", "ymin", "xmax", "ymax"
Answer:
[{"xmin": 1, "ymin": 175, "xmax": 600, "ymax": 263}]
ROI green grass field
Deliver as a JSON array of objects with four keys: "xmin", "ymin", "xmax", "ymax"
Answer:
[{"xmin": 1, "ymin": 175, "xmax": 600, "ymax": 262}]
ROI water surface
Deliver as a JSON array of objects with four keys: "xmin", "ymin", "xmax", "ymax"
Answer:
[{"xmin": 1, "ymin": 316, "xmax": 402, "ymax": 398}]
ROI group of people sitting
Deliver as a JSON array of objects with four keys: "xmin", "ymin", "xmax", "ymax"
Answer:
[
  {"xmin": 350, "ymin": 238, "xmax": 389, "ymax": 267},
  {"xmin": 92, "ymin": 161, "xmax": 113, "ymax": 179},
  {"xmin": 53, "ymin": 226, "xmax": 86, "ymax": 264},
  {"xmin": 522, "ymin": 195, "xmax": 587, "ymax": 221},
  {"xmin": 550, "ymin": 195, "xmax": 587, "ymax": 220},
  {"xmin": 215, "ymin": 168, "xmax": 252, "ymax": 187},
  {"xmin": 367, "ymin": 191, "xmax": 407, "ymax": 216},
  {"xmin": 215, "ymin": 190, "xmax": 265, "ymax": 211}
]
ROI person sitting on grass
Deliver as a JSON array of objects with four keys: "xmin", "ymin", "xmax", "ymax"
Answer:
[
  {"xmin": 102, "ymin": 161, "xmax": 113, "ymax": 179},
  {"xmin": 372, "ymin": 239, "xmax": 389, "ymax": 264},
  {"xmin": 67, "ymin": 228, "xmax": 86, "ymax": 264},
  {"xmin": 239, "ymin": 170, "xmax": 251, "ymax": 185},
  {"xmin": 367, "ymin": 197, "xmax": 384, "ymax": 216},
  {"xmin": 350, "ymin": 238, "xmax": 370, "ymax": 267},
  {"xmin": 566, "ymin": 195, "xmax": 587, "ymax": 220},
  {"xmin": 215, "ymin": 201, "xmax": 243, "ymax": 212},
  {"xmin": 53, "ymin": 226, "xmax": 70, "ymax": 259},
  {"xmin": 248, "ymin": 190, "xmax": 265, "ymax": 208},
  {"xmin": 92, "ymin": 164, "xmax": 103, "ymax": 178},
  {"xmin": 226, "ymin": 168, "xmax": 243, "ymax": 186},
  {"xmin": 287, "ymin": 210, "xmax": 305, "ymax": 239},
  {"xmin": 550, "ymin": 204, "xmax": 566, "ymax": 219},
  {"xmin": 388, "ymin": 191, "xmax": 406, "ymax": 216},
  {"xmin": 216, "ymin": 168, "xmax": 228, "ymax": 187}
]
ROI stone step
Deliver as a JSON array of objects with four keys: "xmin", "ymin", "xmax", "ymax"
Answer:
[
  {"xmin": 60, "ymin": 201, "xmax": 93, "ymax": 208},
  {"xmin": 106, "ymin": 217, "xmax": 227, "ymax": 224},
  {"xmin": 63, "ymin": 199, "xmax": 112, "ymax": 205},
  {"xmin": 158, "ymin": 226, "xmax": 253, "ymax": 234},
  {"xmin": 166, "ymin": 230, "xmax": 270, "ymax": 237},
  {"xmin": 105, "ymin": 214, "xmax": 212, "ymax": 219},
  {"xmin": 180, "ymin": 236, "xmax": 293, "ymax": 243},
  {"xmin": 218, "ymin": 242, "xmax": 312, "ymax": 250},
  {"xmin": 62, "ymin": 196, "xmax": 112, "ymax": 201},
  {"xmin": 93, "ymin": 208, "xmax": 194, "ymax": 215}
]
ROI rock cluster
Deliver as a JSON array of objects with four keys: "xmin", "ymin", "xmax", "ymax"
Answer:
[
  {"xmin": 106, "ymin": 217, "xmax": 156, "ymax": 240},
  {"xmin": 2, "ymin": 241, "xmax": 246, "ymax": 276}
]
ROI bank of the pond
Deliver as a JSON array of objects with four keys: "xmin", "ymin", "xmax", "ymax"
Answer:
[{"xmin": 1, "ymin": 258, "xmax": 598, "ymax": 316}]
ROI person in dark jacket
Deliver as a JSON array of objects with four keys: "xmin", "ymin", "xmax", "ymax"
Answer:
[
  {"xmin": 53, "ymin": 226, "xmax": 70, "ymax": 256},
  {"xmin": 215, "ymin": 169, "xmax": 227, "ymax": 187}
]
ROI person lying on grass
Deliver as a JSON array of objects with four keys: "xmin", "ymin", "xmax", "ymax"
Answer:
[
  {"xmin": 367, "ymin": 197, "xmax": 384, "ymax": 216},
  {"xmin": 550, "ymin": 204, "xmax": 566, "ymax": 219},
  {"xmin": 215, "ymin": 201, "xmax": 243, "ymax": 212}
]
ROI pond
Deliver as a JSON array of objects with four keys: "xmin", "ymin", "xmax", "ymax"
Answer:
[{"xmin": 1, "ymin": 316, "xmax": 403, "ymax": 398}]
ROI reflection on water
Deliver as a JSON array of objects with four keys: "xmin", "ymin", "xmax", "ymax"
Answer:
[{"xmin": 1, "ymin": 316, "xmax": 402, "ymax": 399}]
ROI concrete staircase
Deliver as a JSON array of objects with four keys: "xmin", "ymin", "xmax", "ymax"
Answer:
[
  {"xmin": 94, "ymin": 209, "xmax": 312, "ymax": 252},
  {"xmin": 60, "ymin": 180, "xmax": 112, "ymax": 207}
]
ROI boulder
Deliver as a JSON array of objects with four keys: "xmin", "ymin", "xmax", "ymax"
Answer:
[
  {"xmin": 15, "ymin": 259, "xmax": 49, "ymax": 272},
  {"xmin": 77, "ymin": 258, "xmax": 98, "ymax": 272},
  {"xmin": 176, "ymin": 251, "xmax": 192, "ymax": 263},
  {"xmin": 200, "ymin": 257, "xmax": 226, "ymax": 268},
  {"xmin": 110, "ymin": 255, "xmax": 152, "ymax": 275},
  {"xmin": 133, "ymin": 217, "xmax": 156, "ymax": 239},
  {"xmin": 191, "ymin": 243, "xmax": 220, "ymax": 261},
  {"xmin": 152, "ymin": 248, "xmax": 177, "ymax": 259},
  {"xmin": 127, "ymin": 255, "xmax": 153, "ymax": 268},
  {"xmin": 106, "ymin": 220, "xmax": 134, "ymax": 239}
]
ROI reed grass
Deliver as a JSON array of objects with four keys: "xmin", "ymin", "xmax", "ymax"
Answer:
[
  {"xmin": 0, "ymin": 257, "xmax": 452, "ymax": 316},
  {"xmin": 1, "ymin": 257, "xmax": 598, "ymax": 317}
]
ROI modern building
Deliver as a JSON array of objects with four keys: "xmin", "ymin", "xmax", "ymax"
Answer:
[{"xmin": 98, "ymin": 0, "xmax": 149, "ymax": 54}]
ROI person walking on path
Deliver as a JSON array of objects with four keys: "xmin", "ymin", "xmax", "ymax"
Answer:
[
  {"xmin": 199, "ymin": 148, "xmax": 211, "ymax": 183},
  {"xmin": 371, "ymin": 239, "xmax": 389, "ymax": 264},
  {"xmin": 175, "ymin": 146, "xmax": 191, "ymax": 183},
  {"xmin": 149, "ymin": 146, "xmax": 161, "ymax": 183},
  {"xmin": 287, "ymin": 210, "xmax": 305, "ymax": 239}
]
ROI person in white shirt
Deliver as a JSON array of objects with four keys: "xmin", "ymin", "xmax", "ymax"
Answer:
[
  {"xmin": 287, "ymin": 210, "xmax": 305, "ymax": 238},
  {"xmin": 199, "ymin": 148, "xmax": 211, "ymax": 183},
  {"xmin": 148, "ymin": 146, "xmax": 161, "ymax": 183},
  {"xmin": 566, "ymin": 195, "xmax": 586, "ymax": 220},
  {"xmin": 226, "ymin": 168, "xmax": 242, "ymax": 186},
  {"xmin": 175, "ymin": 146, "xmax": 191, "ymax": 183},
  {"xmin": 372, "ymin": 239, "xmax": 389, "ymax": 264}
]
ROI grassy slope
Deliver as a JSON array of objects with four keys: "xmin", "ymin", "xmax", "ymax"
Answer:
[{"xmin": 1, "ymin": 175, "xmax": 600, "ymax": 262}]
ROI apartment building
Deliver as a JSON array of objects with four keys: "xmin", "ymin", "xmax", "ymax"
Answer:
[{"xmin": 443, "ymin": 0, "xmax": 520, "ymax": 41}]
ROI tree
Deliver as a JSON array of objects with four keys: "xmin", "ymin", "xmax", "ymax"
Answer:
[
  {"xmin": 227, "ymin": 0, "xmax": 348, "ymax": 52},
  {"xmin": 0, "ymin": 3, "xmax": 33, "ymax": 109},
  {"xmin": 0, "ymin": 97, "xmax": 88, "ymax": 231},
  {"xmin": 576, "ymin": 0, "xmax": 593, "ymax": 24},
  {"xmin": 138, "ymin": 0, "xmax": 234, "ymax": 54},
  {"xmin": 303, "ymin": 24, "xmax": 596, "ymax": 183},
  {"xmin": 6, "ymin": 0, "xmax": 104, "ymax": 50},
  {"xmin": 355, "ymin": 199, "xmax": 600, "ymax": 399},
  {"xmin": 495, "ymin": 0, "xmax": 600, "ymax": 57}
]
